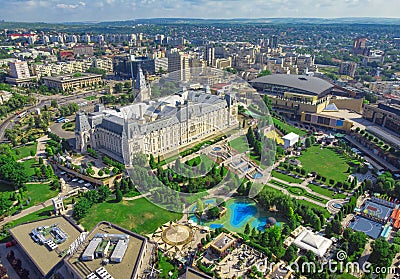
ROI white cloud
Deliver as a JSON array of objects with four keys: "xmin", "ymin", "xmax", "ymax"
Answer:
[{"xmin": 56, "ymin": 1, "xmax": 86, "ymax": 9}]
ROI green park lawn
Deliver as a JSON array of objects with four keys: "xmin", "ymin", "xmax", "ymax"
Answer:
[
  {"xmin": 20, "ymin": 158, "xmax": 37, "ymax": 177},
  {"xmin": 12, "ymin": 142, "xmax": 37, "ymax": 160},
  {"xmin": 298, "ymin": 145, "xmax": 350, "ymax": 182},
  {"xmin": 25, "ymin": 183, "xmax": 59, "ymax": 206},
  {"xmin": 81, "ymin": 198, "xmax": 182, "ymax": 235},
  {"xmin": 307, "ymin": 183, "xmax": 347, "ymax": 199},
  {"xmin": 228, "ymin": 135, "xmax": 250, "ymax": 153},
  {"xmin": 271, "ymin": 170, "xmax": 303, "ymax": 184},
  {"xmin": 272, "ymin": 117, "xmax": 307, "ymax": 137},
  {"xmin": 10, "ymin": 206, "xmax": 54, "ymax": 227},
  {"xmin": 185, "ymin": 154, "xmax": 215, "ymax": 170}
]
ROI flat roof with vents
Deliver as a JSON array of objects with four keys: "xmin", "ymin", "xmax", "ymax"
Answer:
[{"xmin": 65, "ymin": 222, "xmax": 146, "ymax": 279}]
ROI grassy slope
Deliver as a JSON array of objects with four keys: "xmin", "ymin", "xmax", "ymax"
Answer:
[
  {"xmin": 298, "ymin": 145, "xmax": 349, "ymax": 182},
  {"xmin": 81, "ymin": 198, "xmax": 182, "ymax": 235}
]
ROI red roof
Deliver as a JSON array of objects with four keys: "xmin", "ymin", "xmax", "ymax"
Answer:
[
  {"xmin": 9, "ymin": 34, "xmax": 36, "ymax": 37},
  {"xmin": 391, "ymin": 209, "xmax": 400, "ymax": 220}
]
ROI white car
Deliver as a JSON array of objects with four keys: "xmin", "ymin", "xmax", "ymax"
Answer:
[
  {"xmin": 60, "ymin": 171, "xmax": 66, "ymax": 175},
  {"xmin": 71, "ymin": 178, "xmax": 78, "ymax": 182},
  {"xmin": 78, "ymin": 180, "xmax": 85, "ymax": 184},
  {"xmin": 84, "ymin": 183, "xmax": 91, "ymax": 187}
]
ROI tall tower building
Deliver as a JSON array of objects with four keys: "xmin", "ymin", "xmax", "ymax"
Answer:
[
  {"xmin": 9, "ymin": 60, "xmax": 31, "ymax": 79},
  {"xmin": 269, "ymin": 35, "xmax": 278, "ymax": 49},
  {"xmin": 205, "ymin": 45, "xmax": 215, "ymax": 67},
  {"xmin": 167, "ymin": 50, "xmax": 190, "ymax": 81},
  {"xmin": 339, "ymin": 61, "xmax": 358, "ymax": 78}
]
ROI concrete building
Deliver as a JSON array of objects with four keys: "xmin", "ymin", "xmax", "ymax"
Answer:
[
  {"xmin": 6, "ymin": 60, "xmax": 36, "ymax": 86},
  {"xmin": 282, "ymin": 132, "xmax": 300, "ymax": 149},
  {"xmin": 269, "ymin": 35, "xmax": 278, "ymax": 49},
  {"xmin": 43, "ymin": 73, "xmax": 102, "ymax": 91},
  {"xmin": 33, "ymin": 58, "xmax": 111, "ymax": 78},
  {"xmin": 214, "ymin": 57, "xmax": 232, "ymax": 70},
  {"xmin": 73, "ymin": 45, "xmax": 94, "ymax": 56},
  {"xmin": 64, "ymin": 222, "xmax": 149, "ymax": 279},
  {"xmin": 167, "ymin": 49, "xmax": 190, "ymax": 81},
  {"xmin": 363, "ymin": 101, "xmax": 400, "ymax": 137},
  {"xmin": 9, "ymin": 60, "xmax": 31, "ymax": 79},
  {"xmin": 75, "ymin": 87, "xmax": 238, "ymax": 165},
  {"xmin": 9, "ymin": 216, "xmax": 82, "ymax": 278},
  {"xmin": 353, "ymin": 37, "xmax": 370, "ymax": 56},
  {"xmin": 131, "ymin": 56, "xmax": 155, "ymax": 77},
  {"xmin": 301, "ymin": 111, "xmax": 354, "ymax": 133},
  {"xmin": 250, "ymin": 74, "xmax": 333, "ymax": 119},
  {"xmin": 339, "ymin": 61, "xmax": 357, "ymax": 78},
  {"xmin": 155, "ymin": 57, "xmax": 168, "ymax": 72},
  {"xmin": 205, "ymin": 45, "xmax": 215, "ymax": 67},
  {"xmin": 209, "ymin": 233, "xmax": 237, "ymax": 257}
]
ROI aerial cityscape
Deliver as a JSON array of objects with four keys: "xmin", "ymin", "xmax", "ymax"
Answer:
[{"xmin": 0, "ymin": 2, "xmax": 400, "ymax": 279}]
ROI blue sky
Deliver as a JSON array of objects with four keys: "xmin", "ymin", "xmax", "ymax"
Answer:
[{"xmin": 1, "ymin": 0, "xmax": 399, "ymax": 22}]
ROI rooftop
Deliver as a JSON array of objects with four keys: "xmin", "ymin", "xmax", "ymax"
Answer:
[
  {"xmin": 210, "ymin": 233, "xmax": 235, "ymax": 251},
  {"xmin": 293, "ymin": 229, "xmax": 332, "ymax": 258},
  {"xmin": 250, "ymin": 74, "xmax": 334, "ymax": 96},
  {"xmin": 282, "ymin": 132, "xmax": 299, "ymax": 141},
  {"xmin": 65, "ymin": 222, "xmax": 146, "ymax": 279},
  {"xmin": 9, "ymin": 216, "xmax": 82, "ymax": 276},
  {"xmin": 42, "ymin": 73, "xmax": 102, "ymax": 82}
]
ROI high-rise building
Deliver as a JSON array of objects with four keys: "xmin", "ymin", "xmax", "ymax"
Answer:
[
  {"xmin": 339, "ymin": 61, "xmax": 358, "ymax": 77},
  {"xmin": 205, "ymin": 45, "xmax": 215, "ymax": 67},
  {"xmin": 352, "ymin": 37, "xmax": 370, "ymax": 56},
  {"xmin": 167, "ymin": 50, "xmax": 190, "ymax": 81},
  {"xmin": 9, "ymin": 60, "xmax": 31, "ymax": 79},
  {"xmin": 131, "ymin": 56, "xmax": 155, "ymax": 77},
  {"xmin": 155, "ymin": 57, "xmax": 168, "ymax": 73},
  {"xmin": 269, "ymin": 35, "xmax": 278, "ymax": 49}
]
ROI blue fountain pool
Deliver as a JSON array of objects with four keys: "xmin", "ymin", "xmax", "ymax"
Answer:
[
  {"xmin": 189, "ymin": 198, "xmax": 279, "ymax": 232},
  {"xmin": 253, "ymin": 172, "xmax": 263, "ymax": 179}
]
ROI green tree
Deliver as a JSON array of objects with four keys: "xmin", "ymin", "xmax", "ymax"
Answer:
[
  {"xmin": 196, "ymin": 199, "xmax": 204, "ymax": 216},
  {"xmin": 206, "ymin": 206, "xmax": 220, "ymax": 219},
  {"xmin": 305, "ymin": 137, "xmax": 312, "ymax": 148},
  {"xmin": 97, "ymin": 185, "xmax": 111, "ymax": 202},
  {"xmin": 51, "ymin": 100, "xmax": 58, "ymax": 108},
  {"xmin": 283, "ymin": 245, "xmax": 297, "ymax": 263},
  {"xmin": 115, "ymin": 83, "xmax": 123, "ymax": 93},
  {"xmin": 72, "ymin": 197, "xmax": 92, "ymax": 220},
  {"xmin": 0, "ymin": 194, "xmax": 12, "ymax": 214},
  {"xmin": 244, "ymin": 223, "xmax": 250, "ymax": 235},
  {"xmin": 115, "ymin": 189, "xmax": 123, "ymax": 202}
]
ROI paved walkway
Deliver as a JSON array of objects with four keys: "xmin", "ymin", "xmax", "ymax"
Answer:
[
  {"xmin": 122, "ymin": 192, "xmax": 151, "ymax": 201},
  {"xmin": 265, "ymin": 182, "xmax": 326, "ymax": 208},
  {"xmin": 0, "ymin": 197, "xmax": 55, "ymax": 227}
]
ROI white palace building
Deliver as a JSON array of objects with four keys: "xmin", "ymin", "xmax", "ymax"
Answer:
[{"xmin": 75, "ymin": 86, "xmax": 238, "ymax": 166}]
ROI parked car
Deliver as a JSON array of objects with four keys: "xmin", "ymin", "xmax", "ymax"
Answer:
[{"xmin": 6, "ymin": 240, "xmax": 17, "ymax": 248}]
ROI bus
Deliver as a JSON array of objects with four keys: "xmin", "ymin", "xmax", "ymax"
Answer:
[
  {"xmin": 18, "ymin": 111, "xmax": 27, "ymax": 118},
  {"xmin": 56, "ymin": 117, "xmax": 66, "ymax": 123}
]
